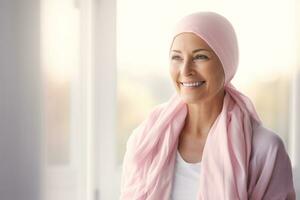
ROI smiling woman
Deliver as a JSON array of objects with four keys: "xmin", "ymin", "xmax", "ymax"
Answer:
[{"xmin": 120, "ymin": 11, "xmax": 296, "ymax": 200}]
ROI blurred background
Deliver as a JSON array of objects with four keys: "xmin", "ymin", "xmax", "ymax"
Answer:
[{"xmin": 0, "ymin": 0, "xmax": 299, "ymax": 199}]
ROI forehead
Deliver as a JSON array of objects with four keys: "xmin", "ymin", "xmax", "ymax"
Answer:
[{"xmin": 171, "ymin": 32, "xmax": 212, "ymax": 51}]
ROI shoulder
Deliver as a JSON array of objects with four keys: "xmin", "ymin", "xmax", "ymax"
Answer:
[
  {"xmin": 252, "ymin": 123, "xmax": 286, "ymax": 151},
  {"xmin": 249, "ymin": 123, "xmax": 295, "ymax": 199},
  {"xmin": 251, "ymin": 123, "xmax": 288, "ymax": 163}
]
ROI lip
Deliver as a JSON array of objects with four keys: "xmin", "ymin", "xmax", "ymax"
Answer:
[
  {"xmin": 179, "ymin": 80, "xmax": 206, "ymax": 84},
  {"xmin": 179, "ymin": 81, "xmax": 206, "ymax": 89}
]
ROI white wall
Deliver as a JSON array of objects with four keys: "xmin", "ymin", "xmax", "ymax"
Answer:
[
  {"xmin": 93, "ymin": 0, "xmax": 118, "ymax": 199},
  {"xmin": 290, "ymin": 0, "xmax": 300, "ymax": 195},
  {"xmin": 291, "ymin": 69, "xmax": 300, "ymax": 196},
  {"xmin": 0, "ymin": 1, "xmax": 42, "ymax": 200}
]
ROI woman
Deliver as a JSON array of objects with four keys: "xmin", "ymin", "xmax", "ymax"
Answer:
[{"xmin": 120, "ymin": 11, "xmax": 296, "ymax": 200}]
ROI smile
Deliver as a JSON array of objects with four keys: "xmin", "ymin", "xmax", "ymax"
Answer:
[{"xmin": 180, "ymin": 81, "xmax": 205, "ymax": 88}]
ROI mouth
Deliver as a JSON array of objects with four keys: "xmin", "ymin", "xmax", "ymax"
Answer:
[{"xmin": 179, "ymin": 81, "xmax": 206, "ymax": 88}]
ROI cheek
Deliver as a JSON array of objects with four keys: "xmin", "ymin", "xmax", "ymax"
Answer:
[
  {"xmin": 211, "ymin": 68, "xmax": 225, "ymax": 87},
  {"xmin": 205, "ymin": 64, "xmax": 225, "ymax": 87}
]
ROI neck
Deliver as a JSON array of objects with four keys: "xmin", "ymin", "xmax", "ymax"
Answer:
[{"xmin": 183, "ymin": 89, "xmax": 226, "ymax": 138}]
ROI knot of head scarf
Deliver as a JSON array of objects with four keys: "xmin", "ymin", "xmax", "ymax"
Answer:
[{"xmin": 120, "ymin": 11, "xmax": 264, "ymax": 200}]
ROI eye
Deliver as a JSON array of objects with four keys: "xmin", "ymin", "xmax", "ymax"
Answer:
[
  {"xmin": 171, "ymin": 55, "xmax": 182, "ymax": 60},
  {"xmin": 193, "ymin": 54, "xmax": 208, "ymax": 60}
]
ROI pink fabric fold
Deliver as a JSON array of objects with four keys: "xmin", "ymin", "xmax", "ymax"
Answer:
[{"xmin": 120, "ymin": 11, "xmax": 296, "ymax": 200}]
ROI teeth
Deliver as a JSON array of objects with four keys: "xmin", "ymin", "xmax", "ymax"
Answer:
[{"xmin": 181, "ymin": 81, "xmax": 205, "ymax": 87}]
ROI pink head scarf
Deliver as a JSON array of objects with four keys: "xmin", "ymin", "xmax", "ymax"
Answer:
[
  {"xmin": 169, "ymin": 11, "xmax": 261, "ymax": 123},
  {"xmin": 170, "ymin": 11, "xmax": 238, "ymax": 85},
  {"xmin": 120, "ymin": 11, "xmax": 295, "ymax": 200}
]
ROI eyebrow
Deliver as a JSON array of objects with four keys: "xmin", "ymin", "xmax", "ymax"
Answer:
[{"xmin": 171, "ymin": 48, "xmax": 211, "ymax": 53}]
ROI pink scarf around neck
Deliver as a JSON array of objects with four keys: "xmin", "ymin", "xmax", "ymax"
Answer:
[{"xmin": 120, "ymin": 12, "xmax": 296, "ymax": 200}]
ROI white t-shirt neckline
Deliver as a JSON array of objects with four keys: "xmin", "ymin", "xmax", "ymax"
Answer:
[
  {"xmin": 170, "ymin": 150, "xmax": 201, "ymax": 200},
  {"xmin": 176, "ymin": 150, "xmax": 201, "ymax": 166}
]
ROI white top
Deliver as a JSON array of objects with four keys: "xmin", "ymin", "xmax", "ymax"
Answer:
[{"xmin": 170, "ymin": 150, "xmax": 201, "ymax": 200}]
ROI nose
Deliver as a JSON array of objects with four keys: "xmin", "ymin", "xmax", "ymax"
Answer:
[{"xmin": 181, "ymin": 59, "xmax": 194, "ymax": 76}]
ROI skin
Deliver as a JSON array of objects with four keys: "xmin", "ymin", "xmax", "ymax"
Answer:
[{"xmin": 169, "ymin": 32, "xmax": 226, "ymax": 163}]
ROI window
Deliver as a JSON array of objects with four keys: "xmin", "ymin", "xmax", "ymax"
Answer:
[{"xmin": 41, "ymin": 0, "xmax": 93, "ymax": 199}]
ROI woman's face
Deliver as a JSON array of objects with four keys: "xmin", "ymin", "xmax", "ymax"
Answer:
[{"xmin": 169, "ymin": 32, "xmax": 225, "ymax": 104}]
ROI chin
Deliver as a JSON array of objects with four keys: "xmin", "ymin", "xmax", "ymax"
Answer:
[{"xmin": 179, "ymin": 93, "xmax": 204, "ymax": 104}]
